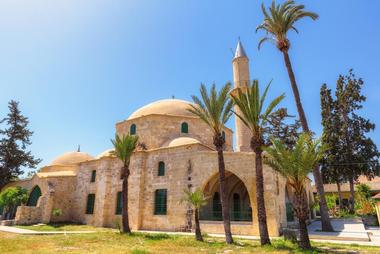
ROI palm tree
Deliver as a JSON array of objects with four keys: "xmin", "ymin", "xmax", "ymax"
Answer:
[
  {"xmin": 264, "ymin": 133, "xmax": 326, "ymax": 249},
  {"xmin": 256, "ymin": 0, "xmax": 333, "ymax": 232},
  {"xmin": 188, "ymin": 82, "xmax": 234, "ymax": 244},
  {"xmin": 111, "ymin": 133, "xmax": 139, "ymax": 233},
  {"xmin": 181, "ymin": 188, "xmax": 208, "ymax": 241},
  {"xmin": 230, "ymin": 80, "xmax": 284, "ymax": 245}
]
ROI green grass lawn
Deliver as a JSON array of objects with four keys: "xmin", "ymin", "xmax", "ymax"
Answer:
[
  {"xmin": 15, "ymin": 222, "xmax": 112, "ymax": 232},
  {"xmin": 1, "ymin": 230, "xmax": 380, "ymax": 254}
]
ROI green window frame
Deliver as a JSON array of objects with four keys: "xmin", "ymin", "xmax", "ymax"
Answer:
[
  {"xmin": 86, "ymin": 194, "xmax": 95, "ymax": 214},
  {"xmin": 181, "ymin": 122, "xmax": 188, "ymax": 133},
  {"xmin": 90, "ymin": 170, "xmax": 96, "ymax": 182},
  {"xmin": 27, "ymin": 185, "xmax": 42, "ymax": 207},
  {"xmin": 115, "ymin": 191, "xmax": 122, "ymax": 215},
  {"xmin": 158, "ymin": 161, "xmax": 165, "ymax": 176},
  {"xmin": 154, "ymin": 189, "xmax": 167, "ymax": 215},
  {"xmin": 130, "ymin": 124, "xmax": 136, "ymax": 135}
]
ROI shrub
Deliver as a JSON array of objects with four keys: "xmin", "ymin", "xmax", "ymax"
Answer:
[
  {"xmin": 52, "ymin": 208, "xmax": 62, "ymax": 217},
  {"xmin": 0, "ymin": 186, "xmax": 28, "ymax": 219}
]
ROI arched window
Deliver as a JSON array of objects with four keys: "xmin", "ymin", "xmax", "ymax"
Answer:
[
  {"xmin": 158, "ymin": 161, "xmax": 165, "ymax": 176},
  {"xmin": 212, "ymin": 192, "xmax": 222, "ymax": 220},
  {"xmin": 130, "ymin": 124, "xmax": 136, "ymax": 135},
  {"xmin": 86, "ymin": 194, "xmax": 95, "ymax": 214},
  {"xmin": 181, "ymin": 122, "xmax": 188, "ymax": 133},
  {"xmin": 222, "ymin": 131, "xmax": 226, "ymax": 140},
  {"xmin": 90, "ymin": 170, "xmax": 96, "ymax": 182},
  {"xmin": 154, "ymin": 189, "xmax": 167, "ymax": 215},
  {"xmin": 27, "ymin": 186, "xmax": 42, "ymax": 207}
]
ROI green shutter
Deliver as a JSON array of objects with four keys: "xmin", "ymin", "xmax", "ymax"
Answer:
[
  {"xmin": 86, "ymin": 194, "xmax": 95, "ymax": 214},
  {"xmin": 154, "ymin": 189, "xmax": 167, "ymax": 215},
  {"xmin": 181, "ymin": 122, "xmax": 188, "ymax": 133},
  {"xmin": 158, "ymin": 161, "xmax": 165, "ymax": 176},
  {"xmin": 130, "ymin": 124, "xmax": 136, "ymax": 135},
  {"xmin": 91, "ymin": 170, "xmax": 96, "ymax": 182},
  {"xmin": 27, "ymin": 186, "xmax": 42, "ymax": 207},
  {"xmin": 116, "ymin": 192, "xmax": 122, "ymax": 215}
]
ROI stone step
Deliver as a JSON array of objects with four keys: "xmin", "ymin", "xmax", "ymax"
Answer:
[{"xmin": 0, "ymin": 220, "xmax": 15, "ymax": 226}]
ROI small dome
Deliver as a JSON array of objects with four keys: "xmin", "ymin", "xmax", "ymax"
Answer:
[
  {"xmin": 50, "ymin": 151, "xmax": 94, "ymax": 166},
  {"xmin": 164, "ymin": 137, "xmax": 201, "ymax": 148},
  {"xmin": 128, "ymin": 99, "xmax": 195, "ymax": 120},
  {"xmin": 97, "ymin": 149, "xmax": 115, "ymax": 158}
]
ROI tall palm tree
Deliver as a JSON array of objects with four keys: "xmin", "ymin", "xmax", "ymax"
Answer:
[
  {"xmin": 181, "ymin": 188, "xmax": 208, "ymax": 241},
  {"xmin": 188, "ymin": 82, "xmax": 234, "ymax": 244},
  {"xmin": 264, "ymin": 133, "xmax": 326, "ymax": 249},
  {"xmin": 111, "ymin": 133, "xmax": 139, "ymax": 233},
  {"xmin": 256, "ymin": 0, "xmax": 333, "ymax": 232},
  {"xmin": 230, "ymin": 80, "xmax": 284, "ymax": 245}
]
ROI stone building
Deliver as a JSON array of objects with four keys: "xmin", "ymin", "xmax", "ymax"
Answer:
[{"xmin": 1, "ymin": 41, "xmax": 313, "ymax": 236}]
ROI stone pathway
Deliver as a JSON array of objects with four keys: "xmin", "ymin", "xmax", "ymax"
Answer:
[
  {"xmin": 0, "ymin": 225, "xmax": 96, "ymax": 235},
  {"xmin": 308, "ymin": 218, "xmax": 371, "ymax": 242}
]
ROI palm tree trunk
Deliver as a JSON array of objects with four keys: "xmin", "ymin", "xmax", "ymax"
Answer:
[
  {"xmin": 122, "ymin": 165, "xmax": 131, "ymax": 233},
  {"xmin": 282, "ymin": 51, "xmax": 333, "ymax": 232},
  {"xmin": 216, "ymin": 147, "xmax": 233, "ymax": 244},
  {"xmin": 348, "ymin": 177, "xmax": 355, "ymax": 214},
  {"xmin": 336, "ymin": 181, "xmax": 344, "ymax": 210},
  {"xmin": 194, "ymin": 208, "xmax": 203, "ymax": 241},
  {"xmin": 293, "ymin": 190, "xmax": 311, "ymax": 249},
  {"xmin": 298, "ymin": 217, "xmax": 311, "ymax": 249},
  {"xmin": 255, "ymin": 149, "xmax": 271, "ymax": 245}
]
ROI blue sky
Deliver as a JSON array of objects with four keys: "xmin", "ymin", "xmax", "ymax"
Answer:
[{"xmin": 0, "ymin": 1, "xmax": 379, "ymax": 175}]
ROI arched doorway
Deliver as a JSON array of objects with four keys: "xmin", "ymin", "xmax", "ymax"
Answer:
[
  {"xmin": 200, "ymin": 171, "xmax": 252, "ymax": 221},
  {"xmin": 27, "ymin": 186, "xmax": 41, "ymax": 206}
]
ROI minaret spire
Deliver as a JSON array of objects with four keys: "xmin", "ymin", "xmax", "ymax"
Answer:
[
  {"xmin": 232, "ymin": 39, "xmax": 251, "ymax": 152},
  {"xmin": 234, "ymin": 38, "xmax": 248, "ymax": 59}
]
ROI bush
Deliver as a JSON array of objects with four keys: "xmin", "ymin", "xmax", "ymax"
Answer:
[
  {"xmin": 0, "ymin": 186, "xmax": 28, "ymax": 219},
  {"xmin": 52, "ymin": 208, "xmax": 62, "ymax": 217}
]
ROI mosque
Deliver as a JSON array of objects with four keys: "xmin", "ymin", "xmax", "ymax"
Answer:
[{"xmin": 2, "ymin": 41, "xmax": 314, "ymax": 236}]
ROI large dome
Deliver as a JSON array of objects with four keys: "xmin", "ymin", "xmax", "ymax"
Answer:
[
  {"xmin": 50, "ymin": 151, "xmax": 94, "ymax": 166},
  {"xmin": 128, "ymin": 99, "xmax": 194, "ymax": 120},
  {"xmin": 163, "ymin": 137, "xmax": 201, "ymax": 148}
]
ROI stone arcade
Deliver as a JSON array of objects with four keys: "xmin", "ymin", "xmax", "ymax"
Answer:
[{"xmin": 2, "ymin": 41, "xmax": 314, "ymax": 236}]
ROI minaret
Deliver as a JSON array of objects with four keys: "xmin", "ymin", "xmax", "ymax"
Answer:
[{"xmin": 232, "ymin": 39, "xmax": 251, "ymax": 152}]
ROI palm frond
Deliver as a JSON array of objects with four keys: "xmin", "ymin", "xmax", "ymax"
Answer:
[
  {"xmin": 188, "ymin": 82, "xmax": 233, "ymax": 136},
  {"xmin": 264, "ymin": 133, "xmax": 324, "ymax": 192},
  {"xmin": 111, "ymin": 133, "xmax": 139, "ymax": 166},
  {"xmin": 257, "ymin": 0, "xmax": 318, "ymax": 49}
]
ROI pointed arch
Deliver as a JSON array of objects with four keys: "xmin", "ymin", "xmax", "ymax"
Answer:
[{"xmin": 27, "ymin": 185, "xmax": 41, "ymax": 207}]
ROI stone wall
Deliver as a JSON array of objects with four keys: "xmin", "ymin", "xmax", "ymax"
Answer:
[{"xmin": 14, "ymin": 206, "xmax": 42, "ymax": 225}]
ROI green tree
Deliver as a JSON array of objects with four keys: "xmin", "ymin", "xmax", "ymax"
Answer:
[
  {"xmin": 321, "ymin": 70, "xmax": 379, "ymax": 213},
  {"xmin": 230, "ymin": 80, "xmax": 284, "ymax": 245},
  {"xmin": 265, "ymin": 108, "xmax": 301, "ymax": 149},
  {"xmin": 256, "ymin": 0, "xmax": 333, "ymax": 232},
  {"xmin": 111, "ymin": 133, "xmax": 139, "ymax": 233},
  {"xmin": 0, "ymin": 100, "xmax": 41, "ymax": 189},
  {"xmin": 0, "ymin": 186, "xmax": 28, "ymax": 219},
  {"xmin": 320, "ymin": 84, "xmax": 346, "ymax": 209},
  {"xmin": 356, "ymin": 183, "xmax": 371, "ymax": 200},
  {"xmin": 181, "ymin": 188, "xmax": 208, "ymax": 241},
  {"xmin": 264, "ymin": 133, "xmax": 326, "ymax": 250},
  {"xmin": 188, "ymin": 83, "xmax": 234, "ymax": 244}
]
